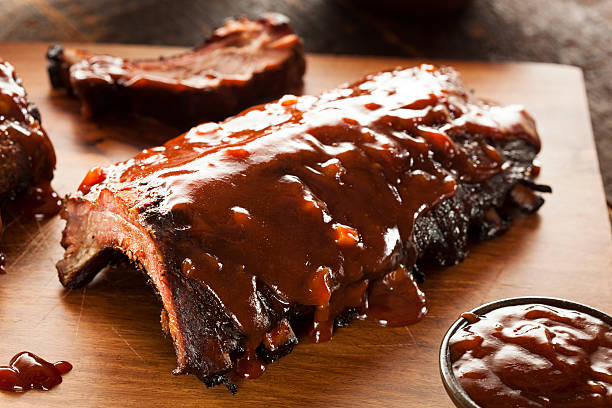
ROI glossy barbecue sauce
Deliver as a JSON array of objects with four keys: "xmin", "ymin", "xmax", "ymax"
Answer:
[
  {"xmin": 0, "ymin": 213, "xmax": 4, "ymax": 274},
  {"xmin": 450, "ymin": 304, "xmax": 612, "ymax": 407},
  {"xmin": 0, "ymin": 251, "xmax": 6, "ymax": 274},
  {"xmin": 0, "ymin": 182, "xmax": 60, "ymax": 275},
  {"xmin": 7, "ymin": 181, "xmax": 62, "ymax": 220},
  {"xmin": 77, "ymin": 65, "xmax": 540, "ymax": 377},
  {"xmin": 0, "ymin": 61, "xmax": 59, "ymax": 272},
  {"xmin": 0, "ymin": 352, "xmax": 72, "ymax": 392},
  {"xmin": 0, "ymin": 60, "xmax": 57, "ymax": 185}
]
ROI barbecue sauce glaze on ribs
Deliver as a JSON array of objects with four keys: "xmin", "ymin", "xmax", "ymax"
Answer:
[
  {"xmin": 57, "ymin": 65, "xmax": 547, "ymax": 390},
  {"xmin": 0, "ymin": 60, "xmax": 59, "ymax": 255},
  {"xmin": 46, "ymin": 14, "xmax": 306, "ymax": 130}
]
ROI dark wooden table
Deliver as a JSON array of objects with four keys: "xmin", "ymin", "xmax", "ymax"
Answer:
[{"xmin": 1, "ymin": 0, "xmax": 611, "ymax": 219}]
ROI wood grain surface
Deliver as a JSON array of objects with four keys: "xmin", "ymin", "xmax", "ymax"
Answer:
[{"xmin": 0, "ymin": 43, "xmax": 610, "ymax": 407}]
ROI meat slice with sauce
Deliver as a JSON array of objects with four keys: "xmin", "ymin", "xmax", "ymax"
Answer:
[
  {"xmin": 56, "ymin": 65, "xmax": 548, "ymax": 391},
  {"xmin": 46, "ymin": 14, "xmax": 306, "ymax": 130},
  {"xmin": 0, "ymin": 60, "xmax": 59, "ymax": 258}
]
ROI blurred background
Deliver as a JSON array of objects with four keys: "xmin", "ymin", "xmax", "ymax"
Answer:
[{"xmin": 1, "ymin": 0, "xmax": 611, "ymax": 218}]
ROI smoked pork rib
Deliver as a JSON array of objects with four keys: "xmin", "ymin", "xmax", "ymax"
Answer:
[
  {"xmin": 0, "ymin": 60, "xmax": 57, "ymax": 234},
  {"xmin": 46, "ymin": 15, "xmax": 306, "ymax": 129},
  {"xmin": 57, "ymin": 65, "xmax": 547, "ymax": 390}
]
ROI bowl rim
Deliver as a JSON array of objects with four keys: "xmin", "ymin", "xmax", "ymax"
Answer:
[{"xmin": 438, "ymin": 296, "xmax": 612, "ymax": 408}]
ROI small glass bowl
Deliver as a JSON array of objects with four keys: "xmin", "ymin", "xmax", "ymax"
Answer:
[{"xmin": 438, "ymin": 296, "xmax": 612, "ymax": 408}]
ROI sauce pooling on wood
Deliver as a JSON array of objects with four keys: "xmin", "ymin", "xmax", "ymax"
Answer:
[
  {"xmin": 0, "ymin": 181, "xmax": 61, "ymax": 275},
  {"xmin": 0, "ymin": 352, "xmax": 72, "ymax": 392},
  {"xmin": 450, "ymin": 304, "xmax": 612, "ymax": 407},
  {"xmin": 75, "ymin": 65, "xmax": 540, "ymax": 377}
]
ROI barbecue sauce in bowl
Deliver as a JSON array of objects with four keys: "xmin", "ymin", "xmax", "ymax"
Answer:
[
  {"xmin": 448, "ymin": 303, "xmax": 612, "ymax": 407},
  {"xmin": 0, "ymin": 352, "xmax": 72, "ymax": 392}
]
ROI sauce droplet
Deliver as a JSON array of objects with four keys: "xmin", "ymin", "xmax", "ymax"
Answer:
[
  {"xmin": 4, "ymin": 182, "xmax": 61, "ymax": 220},
  {"xmin": 459, "ymin": 312, "xmax": 480, "ymax": 324},
  {"xmin": 0, "ymin": 252, "xmax": 6, "ymax": 274},
  {"xmin": 234, "ymin": 350, "xmax": 266, "ymax": 379},
  {"xmin": 366, "ymin": 267, "xmax": 428, "ymax": 326},
  {"xmin": 78, "ymin": 167, "xmax": 106, "ymax": 195},
  {"xmin": 0, "ymin": 351, "xmax": 72, "ymax": 392}
]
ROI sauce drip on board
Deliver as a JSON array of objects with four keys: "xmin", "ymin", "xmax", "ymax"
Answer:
[
  {"xmin": 0, "ymin": 352, "xmax": 72, "ymax": 392},
  {"xmin": 365, "ymin": 267, "xmax": 428, "ymax": 327},
  {"xmin": 5, "ymin": 181, "xmax": 62, "ymax": 220},
  {"xmin": 0, "ymin": 214, "xmax": 4, "ymax": 274},
  {"xmin": 0, "ymin": 252, "xmax": 6, "ymax": 274},
  {"xmin": 450, "ymin": 304, "xmax": 612, "ymax": 407},
  {"xmin": 75, "ymin": 65, "xmax": 540, "ymax": 378},
  {"xmin": 0, "ymin": 181, "xmax": 61, "ymax": 274},
  {"xmin": 234, "ymin": 350, "xmax": 266, "ymax": 379}
]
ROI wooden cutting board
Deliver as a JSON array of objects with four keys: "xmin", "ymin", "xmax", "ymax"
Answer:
[{"xmin": 0, "ymin": 43, "xmax": 610, "ymax": 407}]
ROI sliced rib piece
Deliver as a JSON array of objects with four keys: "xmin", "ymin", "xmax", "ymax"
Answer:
[
  {"xmin": 46, "ymin": 14, "xmax": 306, "ymax": 130},
  {"xmin": 0, "ymin": 60, "xmax": 58, "ymax": 237},
  {"xmin": 57, "ymin": 65, "xmax": 547, "ymax": 390}
]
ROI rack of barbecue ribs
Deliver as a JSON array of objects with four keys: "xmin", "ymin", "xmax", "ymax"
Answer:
[
  {"xmin": 46, "ymin": 14, "xmax": 306, "ymax": 130},
  {"xmin": 0, "ymin": 60, "xmax": 59, "ymax": 246},
  {"xmin": 56, "ymin": 65, "xmax": 549, "ymax": 391}
]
